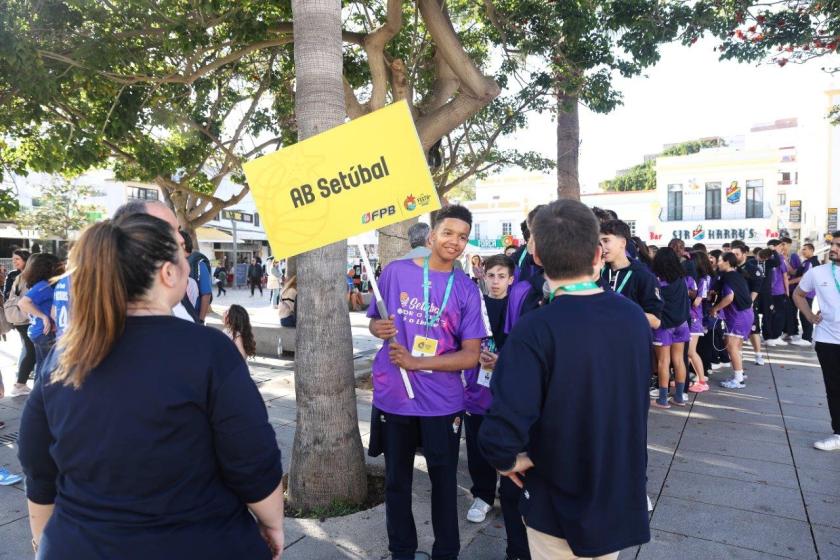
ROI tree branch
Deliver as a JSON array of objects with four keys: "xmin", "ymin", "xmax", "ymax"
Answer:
[
  {"xmin": 417, "ymin": 0, "xmax": 499, "ymax": 101},
  {"xmin": 343, "ymin": 76, "xmax": 368, "ymax": 119},
  {"xmin": 363, "ymin": 0, "xmax": 403, "ymax": 111}
]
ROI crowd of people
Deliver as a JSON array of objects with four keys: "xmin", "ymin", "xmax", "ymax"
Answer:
[
  {"xmin": 0, "ymin": 195, "xmax": 837, "ymax": 560},
  {"xmin": 366, "ymin": 202, "xmax": 840, "ymax": 560}
]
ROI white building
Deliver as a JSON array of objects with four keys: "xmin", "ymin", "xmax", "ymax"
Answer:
[
  {"xmin": 588, "ymin": 100, "xmax": 840, "ymax": 248},
  {"xmin": 1, "ymin": 170, "xmax": 270, "ymax": 263},
  {"xmin": 461, "ymin": 172, "xmax": 555, "ymax": 254}
]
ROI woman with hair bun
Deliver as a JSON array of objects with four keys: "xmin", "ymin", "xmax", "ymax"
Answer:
[{"xmin": 18, "ymin": 214, "xmax": 285, "ymax": 559}]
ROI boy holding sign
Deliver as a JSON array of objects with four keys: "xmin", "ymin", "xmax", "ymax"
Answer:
[{"xmin": 368, "ymin": 205, "xmax": 488, "ymax": 560}]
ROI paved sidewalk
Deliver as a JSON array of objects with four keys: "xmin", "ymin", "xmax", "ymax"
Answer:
[{"xmin": 1, "ymin": 331, "xmax": 839, "ymax": 559}]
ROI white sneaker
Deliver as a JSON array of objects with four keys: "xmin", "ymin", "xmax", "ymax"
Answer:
[
  {"xmin": 766, "ymin": 338, "xmax": 788, "ymax": 346},
  {"xmin": 647, "ymin": 494, "xmax": 654, "ymax": 512},
  {"xmin": 814, "ymin": 434, "xmax": 840, "ymax": 452},
  {"xmin": 720, "ymin": 362, "xmax": 732, "ymax": 368},
  {"xmin": 467, "ymin": 497, "xmax": 493, "ymax": 523},
  {"xmin": 711, "ymin": 363, "xmax": 723, "ymax": 370},
  {"xmin": 755, "ymin": 355, "xmax": 766, "ymax": 365},
  {"xmin": 791, "ymin": 337, "xmax": 812, "ymax": 347},
  {"xmin": 9, "ymin": 384, "xmax": 31, "ymax": 397},
  {"xmin": 720, "ymin": 378, "xmax": 746, "ymax": 389}
]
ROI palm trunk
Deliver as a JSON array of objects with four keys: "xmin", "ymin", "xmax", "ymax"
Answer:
[
  {"xmin": 287, "ymin": 0, "xmax": 368, "ymax": 510},
  {"xmin": 556, "ymin": 91, "xmax": 581, "ymax": 201}
]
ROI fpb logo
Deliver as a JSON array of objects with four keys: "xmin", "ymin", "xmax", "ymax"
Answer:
[
  {"xmin": 404, "ymin": 195, "xmax": 417, "ymax": 211},
  {"xmin": 361, "ymin": 205, "xmax": 397, "ymax": 224}
]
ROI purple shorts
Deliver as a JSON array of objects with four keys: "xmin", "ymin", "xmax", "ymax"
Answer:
[
  {"xmin": 689, "ymin": 314, "xmax": 705, "ymax": 336},
  {"xmin": 652, "ymin": 322, "xmax": 691, "ymax": 346},
  {"xmin": 723, "ymin": 308, "xmax": 754, "ymax": 340}
]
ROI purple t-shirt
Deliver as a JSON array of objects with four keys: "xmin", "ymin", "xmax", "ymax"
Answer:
[
  {"xmin": 504, "ymin": 279, "xmax": 533, "ymax": 334},
  {"xmin": 787, "ymin": 253, "xmax": 801, "ymax": 293},
  {"xmin": 770, "ymin": 257, "xmax": 788, "ymax": 296},
  {"xmin": 688, "ymin": 276, "xmax": 710, "ymax": 324},
  {"xmin": 368, "ymin": 259, "xmax": 488, "ymax": 416}
]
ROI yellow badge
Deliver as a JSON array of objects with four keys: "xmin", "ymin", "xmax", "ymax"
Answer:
[{"xmin": 411, "ymin": 335, "xmax": 439, "ymax": 373}]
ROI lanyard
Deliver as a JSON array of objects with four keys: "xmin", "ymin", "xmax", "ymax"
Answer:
[
  {"xmin": 549, "ymin": 280, "xmax": 600, "ymax": 302},
  {"xmin": 518, "ymin": 249, "xmax": 528, "ymax": 268},
  {"xmin": 423, "ymin": 257, "xmax": 455, "ymax": 330},
  {"xmin": 609, "ymin": 268, "xmax": 633, "ymax": 294},
  {"xmin": 833, "ymin": 263, "xmax": 840, "ymax": 295}
]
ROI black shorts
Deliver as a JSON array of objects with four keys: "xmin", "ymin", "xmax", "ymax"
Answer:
[{"xmin": 752, "ymin": 301, "xmax": 761, "ymax": 333}]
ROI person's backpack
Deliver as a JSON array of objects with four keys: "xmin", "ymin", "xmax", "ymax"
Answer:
[
  {"xmin": 3, "ymin": 276, "xmax": 29, "ymax": 326},
  {"xmin": 187, "ymin": 251, "xmax": 211, "ymax": 282}
]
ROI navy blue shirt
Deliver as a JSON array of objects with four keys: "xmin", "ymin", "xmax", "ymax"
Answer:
[
  {"xmin": 18, "ymin": 316, "xmax": 283, "ymax": 560},
  {"xmin": 738, "ymin": 257, "xmax": 764, "ymax": 295},
  {"xmin": 658, "ymin": 277, "xmax": 690, "ymax": 329},
  {"xmin": 479, "ymin": 291, "xmax": 651, "ymax": 557},
  {"xmin": 599, "ymin": 259, "xmax": 663, "ymax": 318}
]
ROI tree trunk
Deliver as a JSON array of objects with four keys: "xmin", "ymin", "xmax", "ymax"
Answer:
[
  {"xmin": 376, "ymin": 217, "xmax": 417, "ymax": 269},
  {"xmin": 287, "ymin": 0, "xmax": 368, "ymax": 511},
  {"xmin": 285, "ymin": 255, "xmax": 297, "ymax": 278},
  {"xmin": 556, "ymin": 91, "xmax": 581, "ymax": 201}
]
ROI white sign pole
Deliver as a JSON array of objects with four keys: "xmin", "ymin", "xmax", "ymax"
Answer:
[{"xmin": 357, "ymin": 242, "xmax": 415, "ymax": 399}]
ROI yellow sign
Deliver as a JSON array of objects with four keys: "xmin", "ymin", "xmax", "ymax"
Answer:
[{"xmin": 242, "ymin": 101, "xmax": 441, "ymax": 260}]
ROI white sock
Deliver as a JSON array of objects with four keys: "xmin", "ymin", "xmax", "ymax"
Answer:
[{"xmin": 733, "ymin": 370, "xmax": 744, "ymax": 382}]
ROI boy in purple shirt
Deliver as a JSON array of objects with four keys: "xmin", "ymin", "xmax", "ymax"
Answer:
[
  {"xmin": 368, "ymin": 205, "xmax": 488, "ymax": 560},
  {"xmin": 781, "ymin": 236, "xmax": 811, "ymax": 345},
  {"xmin": 765, "ymin": 239, "xmax": 789, "ymax": 346}
]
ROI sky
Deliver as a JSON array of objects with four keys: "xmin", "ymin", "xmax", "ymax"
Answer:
[{"xmin": 508, "ymin": 38, "xmax": 840, "ymax": 193}]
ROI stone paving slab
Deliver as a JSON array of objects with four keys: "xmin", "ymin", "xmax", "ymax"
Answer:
[
  {"xmin": 812, "ymin": 524, "xmax": 840, "ymax": 559},
  {"xmin": 661, "ymin": 469, "xmax": 808, "ymax": 521},
  {"xmin": 676, "ymin": 431, "xmax": 795, "ymax": 465},
  {"xmin": 637, "ymin": 529, "xmax": 795, "ymax": 560},
  {"xmin": 650, "ymin": 496, "xmax": 816, "ymax": 559},
  {"xmin": 670, "ymin": 448, "xmax": 800, "ymax": 489},
  {"xmin": 682, "ymin": 416, "xmax": 789, "ymax": 445}
]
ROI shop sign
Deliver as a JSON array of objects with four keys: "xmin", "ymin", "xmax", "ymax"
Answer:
[
  {"xmin": 661, "ymin": 224, "xmax": 780, "ymax": 242},
  {"xmin": 789, "ymin": 200, "xmax": 801, "ymax": 223}
]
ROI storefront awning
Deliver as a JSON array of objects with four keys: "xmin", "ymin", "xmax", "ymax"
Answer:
[
  {"xmin": 226, "ymin": 229, "xmax": 268, "ymax": 241},
  {"xmin": 196, "ymin": 227, "xmax": 233, "ymax": 242}
]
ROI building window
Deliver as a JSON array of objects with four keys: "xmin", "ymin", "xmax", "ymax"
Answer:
[
  {"xmin": 667, "ymin": 184, "xmax": 683, "ymax": 221},
  {"xmin": 31, "ymin": 197, "xmax": 43, "ymax": 207},
  {"xmin": 625, "ymin": 220, "xmax": 637, "ymax": 236},
  {"xmin": 778, "ymin": 192, "xmax": 787, "ymax": 206},
  {"xmin": 254, "ymin": 212, "xmax": 260, "ymax": 227},
  {"xmin": 502, "ymin": 222, "xmax": 512, "ymax": 236},
  {"xmin": 127, "ymin": 186, "xmax": 159, "ymax": 201},
  {"xmin": 704, "ymin": 182, "xmax": 721, "ymax": 220},
  {"xmin": 746, "ymin": 179, "xmax": 764, "ymax": 219},
  {"xmin": 778, "ymin": 171, "xmax": 791, "ymax": 185},
  {"xmin": 474, "ymin": 222, "xmax": 482, "ymax": 240}
]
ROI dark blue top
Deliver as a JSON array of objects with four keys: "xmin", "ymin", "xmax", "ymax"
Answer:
[
  {"xmin": 738, "ymin": 258, "xmax": 764, "ymax": 295},
  {"xmin": 599, "ymin": 259, "xmax": 663, "ymax": 318},
  {"xmin": 657, "ymin": 277, "xmax": 690, "ymax": 329},
  {"xmin": 479, "ymin": 291, "xmax": 651, "ymax": 557},
  {"xmin": 18, "ymin": 316, "xmax": 283, "ymax": 560}
]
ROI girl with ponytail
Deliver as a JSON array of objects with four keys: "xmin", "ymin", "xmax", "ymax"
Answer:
[{"xmin": 18, "ymin": 214, "xmax": 285, "ymax": 560}]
